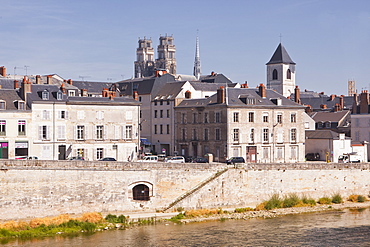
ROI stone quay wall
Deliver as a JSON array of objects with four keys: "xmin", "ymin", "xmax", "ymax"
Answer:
[{"xmin": 0, "ymin": 160, "xmax": 369, "ymax": 221}]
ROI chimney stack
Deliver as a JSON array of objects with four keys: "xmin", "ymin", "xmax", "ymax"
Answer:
[
  {"xmin": 294, "ymin": 86, "xmax": 301, "ymax": 104},
  {"xmin": 359, "ymin": 90, "xmax": 369, "ymax": 114},
  {"xmin": 60, "ymin": 83, "xmax": 66, "ymax": 94},
  {"xmin": 102, "ymin": 88, "xmax": 109, "ymax": 97},
  {"xmin": 217, "ymin": 86, "xmax": 225, "ymax": 104},
  {"xmin": 20, "ymin": 77, "xmax": 32, "ymax": 101},
  {"xmin": 241, "ymin": 81, "xmax": 248, "ymax": 88},
  {"xmin": 133, "ymin": 91, "xmax": 139, "ymax": 101},
  {"xmin": 334, "ymin": 103, "xmax": 340, "ymax": 112},
  {"xmin": 259, "ymin": 84, "xmax": 266, "ymax": 98},
  {"xmin": 35, "ymin": 75, "xmax": 41, "ymax": 84},
  {"xmin": 329, "ymin": 94, "xmax": 336, "ymax": 101},
  {"xmin": 0, "ymin": 66, "xmax": 7, "ymax": 77},
  {"xmin": 352, "ymin": 93, "xmax": 358, "ymax": 114},
  {"xmin": 81, "ymin": 89, "xmax": 87, "ymax": 97},
  {"xmin": 305, "ymin": 105, "xmax": 312, "ymax": 113},
  {"xmin": 47, "ymin": 75, "xmax": 52, "ymax": 84},
  {"xmin": 67, "ymin": 79, "xmax": 73, "ymax": 85},
  {"xmin": 320, "ymin": 104, "xmax": 327, "ymax": 109},
  {"xmin": 14, "ymin": 80, "xmax": 19, "ymax": 89},
  {"xmin": 339, "ymin": 95, "xmax": 344, "ymax": 110}
]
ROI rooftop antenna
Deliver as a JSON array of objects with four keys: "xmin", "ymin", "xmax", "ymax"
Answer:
[
  {"xmin": 13, "ymin": 66, "xmax": 23, "ymax": 79},
  {"xmin": 24, "ymin": 65, "xmax": 30, "ymax": 76},
  {"xmin": 79, "ymin": 75, "xmax": 90, "ymax": 81}
]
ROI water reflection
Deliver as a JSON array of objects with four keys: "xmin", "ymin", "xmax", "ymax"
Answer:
[{"xmin": 2, "ymin": 208, "xmax": 370, "ymax": 246}]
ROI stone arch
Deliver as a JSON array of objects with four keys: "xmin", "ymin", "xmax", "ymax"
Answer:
[
  {"xmin": 272, "ymin": 69, "xmax": 278, "ymax": 80},
  {"xmin": 128, "ymin": 181, "xmax": 153, "ymax": 201},
  {"xmin": 287, "ymin": 69, "xmax": 291, "ymax": 79}
]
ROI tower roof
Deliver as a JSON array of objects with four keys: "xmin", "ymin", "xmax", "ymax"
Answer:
[{"xmin": 266, "ymin": 43, "xmax": 296, "ymax": 65}]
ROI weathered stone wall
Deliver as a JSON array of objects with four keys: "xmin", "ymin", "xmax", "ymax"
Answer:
[{"xmin": 0, "ymin": 160, "xmax": 369, "ymax": 220}]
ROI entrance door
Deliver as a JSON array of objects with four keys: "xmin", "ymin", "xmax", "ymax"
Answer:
[
  {"xmin": 58, "ymin": 145, "xmax": 66, "ymax": 160},
  {"xmin": 246, "ymin": 146, "xmax": 257, "ymax": 163}
]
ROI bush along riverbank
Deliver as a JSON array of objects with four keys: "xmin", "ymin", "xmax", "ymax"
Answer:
[{"xmin": 168, "ymin": 193, "xmax": 370, "ymax": 223}]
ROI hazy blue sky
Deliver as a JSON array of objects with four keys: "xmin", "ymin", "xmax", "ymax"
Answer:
[{"xmin": 1, "ymin": 0, "xmax": 370, "ymax": 95}]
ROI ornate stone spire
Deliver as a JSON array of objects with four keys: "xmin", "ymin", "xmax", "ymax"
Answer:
[{"xmin": 193, "ymin": 34, "xmax": 201, "ymax": 80}]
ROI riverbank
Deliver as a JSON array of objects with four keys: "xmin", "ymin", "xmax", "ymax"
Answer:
[{"xmin": 173, "ymin": 201, "xmax": 370, "ymax": 224}]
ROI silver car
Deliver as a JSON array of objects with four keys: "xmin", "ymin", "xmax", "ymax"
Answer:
[{"xmin": 165, "ymin": 156, "xmax": 185, "ymax": 163}]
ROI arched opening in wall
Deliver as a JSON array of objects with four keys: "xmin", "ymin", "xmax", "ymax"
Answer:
[
  {"xmin": 287, "ymin": 69, "xmax": 291, "ymax": 79},
  {"xmin": 132, "ymin": 184, "xmax": 150, "ymax": 201},
  {"xmin": 185, "ymin": 90, "xmax": 192, "ymax": 99},
  {"xmin": 272, "ymin": 69, "xmax": 278, "ymax": 80}
]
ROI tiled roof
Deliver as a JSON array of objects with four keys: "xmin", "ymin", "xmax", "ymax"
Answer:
[{"xmin": 305, "ymin": 130, "xmax": 349, "ymax": 140}]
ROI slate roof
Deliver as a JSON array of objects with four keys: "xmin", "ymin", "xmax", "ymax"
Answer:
[
  {"xmin": 117, "ymin": 78, "xmax": 156, "ymax": 95},
  {"xmin": 0, "ymin": 89, "xmax": 29, "ymax": 110},
  {"xmin": 295, "ymin": 94, "xmax": 354, "ymax": 111},
  {"xmin": 266, "ymin": 43, "xmax": 296, "ymax": 65},
  {"xmin": 153, "ymin": 81, "xmax": 186, "ymax": 100},
  {"xmin": 305, "ymin": 130, "xmax": 350, "ymax": 140},
  {"xmin": 309, "ymin": 110, "xmax": 350, "ymax": 123},
  {"xmin": 190, "ymin": 82, "xmax": 237, "ymax": 91},
  {"xmin": 72, "ymin": 80, "xmax": 116, "ymax": 94},
  {"xmin": 176, "ymin": 88, "xmax": 304, "ymax": 109},
  {"xmin": 0, "ymin": 78, "xmax": 17, "ymax": 89}
]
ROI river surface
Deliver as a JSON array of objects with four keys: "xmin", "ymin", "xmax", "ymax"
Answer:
[{"xmin": 2, "ymin": 208, "xmax": 370, "ymax": 247}]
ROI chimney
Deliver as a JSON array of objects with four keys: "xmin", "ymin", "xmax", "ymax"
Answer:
[
  {"xmin": 67, "ymin": 79, "xmax": 73, "ymax": 85},
  {"xmin": 352, "ymin": 93, "xmax": 358, "ymax": 114},
  {"xmin": 320, "ymin": 104, "xmax": 327, "ymax": 109},
  {"xmin": 241, "ymin": 81, "xmax": 248, "ymax": 88},
  {"xmin": 211, "ymin": 71, "xmax": 215, "ymax": 76},
  {"xmin": 305, "ymin": 105, "xmax": 312, "ymax": 113},
  {"xmin": 0, "ymin": 66, "xmax": 6, "ymax": 77},
  {"xmin": 81, "ymin": 89, "xmax": 88, "ymax": 97},
  {"xmin": 35, "ymin": 75, "xmax": 41, "ymax": 84},
  {"xmin": 155, "ymin": 70, "xmax": 167, "ymax": 77},
  {"xmin": 217, "ymin": 86, "xmax": 225, "ymax": 104},
  {"xmin": 102, "ymin": 88, "xmax": 109, "ymax": 97},
  {"xmin": 329, "ymin": 94, "xmax": 336, "ymax": 101},
  {"xmin": 133, "ymin": 91, "xmax": 139, "ymax": 101},
  {"xmin": 294, "ymin": 86, "xmax": 301, "ymax": 104},
  {"xmin": 20, "ymin": 77, "xmax": 32, "ymax": 101},
  {"xmin": 259, "ymin": 83, "xmax": 266, "ymax": 98},
  {"xmin": 339, "ymin": 95, "xmax": 344, "ymax": 110},
  {"xmin": 60, "ymin": 83, "xmax": 66, "ymax": 94},
  {"xmin": 334, "ymin": 103, "xmax": 340, "ymax": 112},
  {"xmin": 14, "ymin": 80, "xmax": 19, "ymax": 89},
  {"xmin": 359, "ymin": 90, "xmax": 369, "ymax": 114},
  {"xmin": 47, "ymin": 75, "xmax": 52, "ymax": 84}
]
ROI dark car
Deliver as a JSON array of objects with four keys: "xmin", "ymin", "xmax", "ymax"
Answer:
[
  {"xmin": 68, "ymin": 156, "xmax": 85, "ymax": 161},
  {"xmin": 305, "ymin": 153, "xmax": 320, "ymax": 161},
  {"xmin": 192, "ymin": 157, "xmax": 208, "ymax": 163},
  {"xmin": 99, "ymin": 157, "xmax": 116, "ymax": 161},
  {"xmin": 226, "ymin": 157, "xmax": 245, "ymax": 164}
]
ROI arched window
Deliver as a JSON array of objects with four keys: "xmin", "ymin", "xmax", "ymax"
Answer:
[
  {"xmin": 272, "ymin": 69, "xmax": 278, "ymax": 80},
  {"xmin": 185, "ymin": 90, "xmax": 191, "ymax": 99},
  {"xmin": 132, "ymin": 184, "xmax": 150, "ymax": 201},
  {"xmin": 42, "ymin": 90, "xmax": 49, "ymax": 100},
  {"xmin": 287, "ymin": 69, "xmax": 291, "ymax": 79}
]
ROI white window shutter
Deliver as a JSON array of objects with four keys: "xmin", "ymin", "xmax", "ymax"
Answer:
[
  {"xmin": 103, "ymin": 125, "xmax": 107, "ymax": 140},
  {"xmin": 65, "ymin": 111, "xmax": 69, "ymax": 119},
  {"xmin": 74, "ymin": 126, "xmax": 77, "ymax": 140},
  {"xmin": 85, "ymin": 125, "xmax": 88, "ymax": 140},
  {"xmin": 38, "ymin": 126, "xmax": 43, "ymax": 140}
]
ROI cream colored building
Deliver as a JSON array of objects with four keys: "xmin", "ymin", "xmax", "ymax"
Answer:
[{"xmin": 175, "ymin": 85, "xmax": 306, "ymax": 163}]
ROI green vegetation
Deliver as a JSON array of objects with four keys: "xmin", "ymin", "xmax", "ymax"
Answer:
[
  {"xmin": 234, "ymin": 207, "xmax": 254, "ymax": 213},
  {"xmin": 257, "ymin": 193, "xmax": 317, "ymax": 210},
  {"xmin": 318, "ymin": 196, "xmax": 332, "ymax": 204},
  {"xmin": 348, "ymin": 194, "xmax": 366, "ymax": 203},
  {"xmin": 105, "ymin": 214, "xmax": 128, "ymax": 224},
  {"xmin": 331, "ymin": 193, "xmax": 343, "ymax": 204}
]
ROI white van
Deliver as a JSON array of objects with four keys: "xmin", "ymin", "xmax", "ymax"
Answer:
[{"xmin": 138, "ymin": 156, "xmax": 158, "ymax": 162}]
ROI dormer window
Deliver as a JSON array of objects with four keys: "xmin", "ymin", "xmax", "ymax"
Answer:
[
  {"xmin": 42, "ymin": 90, "xmax": 49, "ymax": 100},
  {"xmin": 18, "ymin": 101, "xmax": 25, "ymax": 110},
  {"xmin": 0, "ymin": 100, "xmax": 5, "ymax": 110},
  {"xmin": 57, "ymin": 90, "xmax": 63, "ymax": 100}
]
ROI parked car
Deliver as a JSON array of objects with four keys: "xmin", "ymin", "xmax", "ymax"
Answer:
[
  {"xmin": 157, "ymin": 154, "xmax": 166, "ymax": 161},
  {"xmin": 99, "ymin": 157, "xmax": 116, "ymax": 161},
  {"xmin": 226, "ymin": 157, "xmax": 245, "ymax": 164},
  {"xmin": 305, "ymin": 153, "xmax": 320, "ymax": 161},
  {"xmin": 192, "ymin": 157, "xmax": 208, "ymax": 163},
  {"xmin": 165, "ymin": 156, "xmax": 185, "ymax": 163},
  {"xmin": 68, "ymin": 156, "xmax": 85, "ymax": 161},
  {"xmin": 138, "ymin": 155, "xmax": 158, "ymax": 162},
  {"xmin": 15, "ymin": 156, "xmax": 39, "ymax": 160}
]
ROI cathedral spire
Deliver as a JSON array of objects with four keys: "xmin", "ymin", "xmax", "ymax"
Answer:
[{"xmin": 193, "ymin": 34, "xmax": 201, "ymax": 80}]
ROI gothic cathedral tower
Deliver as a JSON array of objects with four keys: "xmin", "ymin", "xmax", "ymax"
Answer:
[
  {"xmin": 155, "ymin": 35, "xmax": 176, "ymax": 75},
  {"xmin": 266, "ymin": 43, "xmax": 296, "ymax": 97},
  {"xmin": 134, "ymin": 37, "xmax": 155, "ymax": 78}
]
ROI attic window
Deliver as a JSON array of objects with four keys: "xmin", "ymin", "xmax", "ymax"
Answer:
[
  {"xmin": 18, "ymin": 101, "xmax": 25, "ymax": 110},
  {"xmin": 239, "ymin": 95, "xmax": 256, "ymax": 105},
  {"xmin": 57, "ymin": 90, "xmax": 63, "ymax": 100},
  {"xmin": 0, "ymin": 101, "xmax": 5, "ymax": 110},
  {"xmin": 325, "ymin": 121, "xmax": 331, "ymax": 128},
  {"xmin": 271, "ymin": 98, "xmax": 282, "ymax": 105},
  {"xmin": 42, "ymin": 90, "xmax": 49, "ymax": 100},
  {"xmin": 133, "ymin": 84, "xmax": 138, "ymax": 90},
  {"xmin": 185, "ymin": 90, "xmax": 191, "ymax": 99}
]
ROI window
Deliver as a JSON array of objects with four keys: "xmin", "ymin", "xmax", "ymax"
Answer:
[
  {"xmin": 233, "ymin": 129, "xmax": 239, "ymax": 142},
  {"xmin": 154, "ymin": 101, "xmax": 157, "ymax": 106},
  {"xmin": 96, "ymin": 111, "xmax": 104, "ymax": 120},
  {"xmin": 59, "ymin": 110, "xmax": 68, "ymax": 119},
  {"xmin": 42, "ymin": 110, "xmax": 50, "ymax": 120},
  {"xmin": 233, "ymin": 112, "xmax": 239, "ymax": 123},
  {"xmin": 181, "ymin": 128, "xmax": 186, "ymax": 140},
  {"xmin": 215, "ymin": 128, "xmax": 221, "ymax": 141},
  {"xmin": 263, "ymin": 147, "xmax": 269, "ymax": 159},
  {"xmin": 77, "ymin": 148, "xmax": 84, "ymax": 159},
  {"xmin": 160, "ymin": 124, "xmax": 163, "ymax": 134},
  {"xmin": 0, "ymin": 101, "xmax": 5, "ymax": 110},
  {"xmin": 290, "ymin": 129, "xmax": 297, "ymax": 143},
  {"xmin": 325, "ymin": 122, "xmax": 331, "ymax": 128},
  {"xmin": 18, "ymin": 101, "xmax": 25, "ymax": 110},
  {"xmin": 290, "ymin": 146, "xmax": 297, "ymax": 160},
  {"xmin": 132, "ymin": 184, "xmax": 150, "ymax": 201},
  {"xmin": 57, "ymin": 125, "xmax": 66, "ymax": 140},
  {"xmin": 277, "ymin": 147, "xmax": 283, "ymax": 159},
  {"xmin": 290, "ymin": 113, "xmax": 296, "ymax": 123},
  {"xmin": 18, "ymin": 120, "xmax": 26, "ymax": 136},
  {"xmin": 193, "ymin": 113, "xmax": 197, "ymax": 123},
  {"xmin": 160, "ymin": 110, "xmax": 163, "ymax": 118},
  {"xmin": 204, "ymin": 128, "xmax": 209, "ymax": 141},
  {"xmin": 263, "ymin": 129, "xmax": 269, "ymax": 143},
  {"xmin": 160, "ymin": 100, "xmax": 163, "ymax": 105},
  {"xmin": 263, "ymin": 113, "xmax": 269, "ymax": 123},
  {"xmin": 77, "ymin": 111, "xmax": 85, "ymax": 120},
  {"xmin": 181, "ymin": 113, "xmax": 186, "ymax": 124},
  {"xmin": 277, "ymin": 113, "xmax": 282, "ymax": 124},
  {"xmin": 318, "ymin": 122, "xmax": 323, "ymax": 129},
  {"xmin": 272, "ymin": 69, "xmax": 278, "ymax": 80},
  {"xmin": 192, "ymin": 129, "xmax": 197, "ymax": 140},
  {"xmin": 248, "ymin": 112, "xmax": 254, "ymax": 122},
  {"xmin": 68, "ymin": 90, "xmax": 75, "ymax": 96},
  {"xmin": 167, "ymin": 100, "xmax": 170, "ymax": 105},
  {"xmin": 0, "ymin": 120, "xmax": 5, "ymax": 136},
  {"xmin": 125, "ymin": 125, "xmax": 132, "ymax": 139},
  {"xmin": 166, "ymin": 124, "xmax": 170, "ymax": 134},
  {"xmin": 154, "ymin": 125, "xmax": 157, "ymax": 134},
  {"xmin": 39, "ymin": 125, "xmax": 49, "ymax": 140},
  {"xmin": 204, "ymin": 112, "xmax": 209, "ymax": 123},
  {"xmin": 215, "ymin": 112, "xmax": 221, "ymax": 123},
  {"xmin": 167, "ymin": 109, "xmax": 170, "ymax": 118},
  {"xmin": 139, "ymin": 96, "xmax": 142, "ymax": 102},
  {"xmin": 250, "ymin": 128, "xmax": 255, "ymax": 143},
  {"xmin": 96, "ymin": 148, "xmax": 103, "ymax": 160},
  {"xmin": 96, "ymin": 125, "xmax": 103, "ymax": 140},
  {"xmin": 77, "ymin": 125, "xmax": 85, "ymax": 140},
  {"xmin": 154, "ymin": 110, "xmax": 158, "ymax": 118},
  {"xmin": 287, "ymin": 69, "xmax": 291, "ymax": 79},
  {"xmin": 42, "ymin": 90, "xmax": 49, "ymax": 100}
]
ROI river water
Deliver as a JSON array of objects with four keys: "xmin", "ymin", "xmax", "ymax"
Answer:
[{"xmin": 3, "ymin": 208, "xmax": 370, "ymax": 247}]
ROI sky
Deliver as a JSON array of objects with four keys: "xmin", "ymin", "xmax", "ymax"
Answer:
[{"xmin": 1, "ymin": 0, "xmax": 370, "ymax": 95}]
